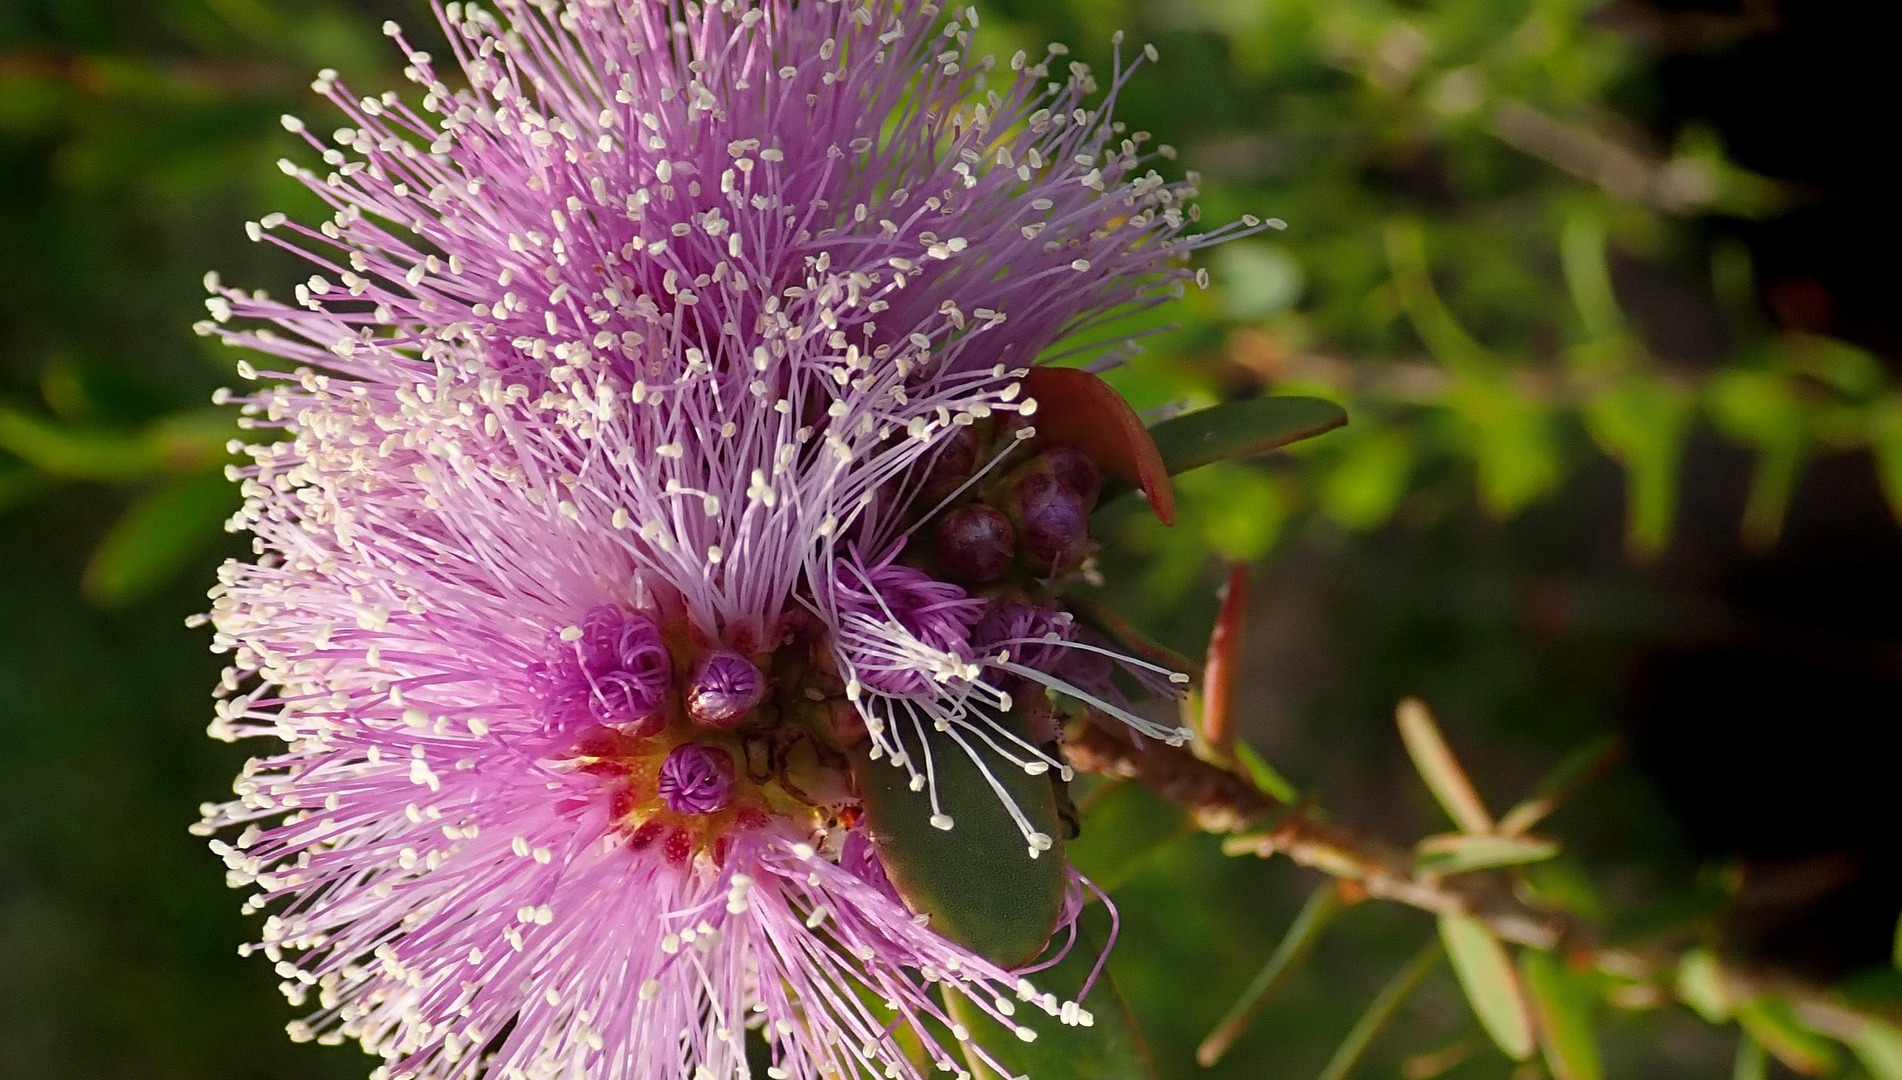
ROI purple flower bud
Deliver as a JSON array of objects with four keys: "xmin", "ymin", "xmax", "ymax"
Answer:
[
  {"xmin": 972, "ymin": 601, "xmax": 1071, "ymax": 675},
  {"xmin": 1041, "ymin": 447, "xmax": 1102, "ymax": 507},
  {"xmin": 536, "ymin": 606, "xmax": 672, "ymax": 737},
  {"xmin": 685, "ymin": 650, "xmax": 766, "ymax": 728},
  {"xmin": 1009, "ymin": 472, "xmax": 1089, "ymax": 572},
  {"xmin": 657, "ymin": 743, "xmax": 735, "ymax": 815},
  {"xmin": 934, "ymin": 504, "xmax": 1016, "ymax": 583},
  {"xmin": 919, "ymin": 424, "xmax": 982, "ymax": 501}
]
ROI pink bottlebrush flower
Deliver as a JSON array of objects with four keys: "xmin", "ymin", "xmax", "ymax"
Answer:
[{"xmin": 195, "ymin": 0, "xmax": 1252, "ymax": 1075}]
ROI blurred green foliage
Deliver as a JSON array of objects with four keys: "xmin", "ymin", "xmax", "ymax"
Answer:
[{"xmin": 3, "ymin": 0, "xmax": 1896, "ymax": 1078}]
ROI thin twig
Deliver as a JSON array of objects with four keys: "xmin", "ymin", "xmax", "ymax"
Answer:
[{"xmin": 1062, "ymin": 718, "xmax": 1891, "ymax": 1041}]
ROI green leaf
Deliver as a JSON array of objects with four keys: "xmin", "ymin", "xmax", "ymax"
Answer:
[
  {"xmin": 0, "ymin": 407, "xmax": 168, "ymax": 481},
  {"xmin": 1413, "ymin": 833, "xmax": 1559, "ymax": 876},
  {"xmin": 1894, "ymin": 908, "xmax": 1902, "ymax": 971},
  {"xmin": 83, "ymin": 470, "xmax": 237, "ymax": 605},
  {"xmin": 1498, "ymin": 735, "xmax": 1624, "ymax": 837},
  {"xmin": 1396, "ymin": 698, "xmax": 1494, "ymax": 834},
  {"xmin": 1198, "ymin": 883, "xmax": 1343, "ymax": 1066},
  {"xmin": 1581, "ymin": 378, "xmax": 1694, "ymax": 558},
  {"xmin": 0, "ymin": 405, "xmax": 235, "ymax": 482},
  {"xmin": 1316, "ymin": 941, "xmax": 1441, "ymax": 1080},
  {"xmin": 1065, "ymin": 781, "xmax": 1190, "ymax": 894},
  {"xmin": 1318, "ymin": 429, "xmax": 1415, "ymax": 531},
  {"xmin": 1521, "ymin": 951, "xmax": 1603, "ymax": 1080},
  {"xmin": 1438, "ymin": 915, "xmax": 1535, "ymax": 1061},
  {"xmin": 1448, "ymin": 375, "xmax": 1561, "ymax": 518},
  {"xmin": 851, "ymin": 701, "xmax": 1069, "ymax": 968},
  {"xmin": 1234, "ymin": 740, "xmax": 1300, "ymax": 804},
  {"xmin": 1733, "ymin": 1035, "xmax": 1768, "ymax": 1080},
  {"xmin": 1735, "ymin": 997, "xmax": 1840, "ymax": 1076},
  {"xmin": 948, "ymin": 925, "xmax": 1154, "ymax": 1080},
  {"xmin": 1851, "ymin": 1019, "xmax": 1902, "ymax": 1080},
  {"xmin": 1675, "ymin": 948, "xmax": 1732, "ymax": 1023},
  {"xmin": 1142, "ymin": 395, "xmax": 1347, "ymax": 478}
]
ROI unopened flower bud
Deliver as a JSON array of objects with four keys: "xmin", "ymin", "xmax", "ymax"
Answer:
[
  {"xmin": 657, "ymin": 743, "xmax": 735, "ymax": 815},
  {"xmin": 685, "ymin": 651, "xmax": 766, "ymax": 728},
  {"xmin": 1040, "ymin": 447, "xmax": 1102, "ymax": 508},
  {"xmin": 919, "ymin": 425, "xmax": 982, "ymax": 502},
  {"xmin": 934, "ymin": 504, "xmax": 1016, "ymax": 583},
  {"xmin": 1008, "ymin": 473, "xmax": 1089, "ymax": 571}
]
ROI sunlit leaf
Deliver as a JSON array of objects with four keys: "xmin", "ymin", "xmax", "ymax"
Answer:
[
  {"xmin": 1675, "ymin": 948, "xmax": 1732, "ymax": 1023},
  {"xmin": 1396, "ymin": 698, "xmax": 1494, "ymax": 834},
  {"xmin": 1707, "ymin": 370, "xmax": 1806, "ymax": 550},
  {"xmin": 1319, "ymin": 429, "xmax": 1415, "ymax": 531},
  {"xmin": 1413, "ymin": 833, "xmax": 1558, "ymax": 876},
  {"xmin": 1735, "ymin": 997, "xmax": 1839, "ymax": 1076},
  {"xmin": 83, "ymin": 470, "xmax": 237, "ymax": 605},
  {"xmin": 949, "ymin": 926, "xmax": 1154, "ymax": 1080},
  {"xmin": 1199, "ymin": 883, "xmax": 1343, "ymax": 1066},
  {"xmin": 1582, "ymin": 378, "xmax": 1694, "ymax": 558},
  {"xmin": 0, "ymin": 405, "xmax": 235, "ymax": 482},
  {"xmin": 0, "ymin": 407, "xmax": 168, "ymax": 481},
  {"xmin": 1438, "ymin": 915, "xmax": 1534, "ymax": 1061},
  {"xmin": 852, "ymin": 702, "xmax": 1068, "ymax": 968},
  {"xmin": 1733, "ymin": 1035, "xmax": 1768, "ymax": 1080},
  {"xmin": 1521, "ymin": 950, "xmax": 1603, "ymax": 1080},
  {"xmin": 1316, "ymin": 941, "xmax": 1442, "ymax": 1080},
  {"xmin": 1851, "ymin": 1019, "xmax": 1902, "ymax": 1080},
  {"xmin": 1449, "ymin": 375, "xmax": 1562, "ymax": 518}
]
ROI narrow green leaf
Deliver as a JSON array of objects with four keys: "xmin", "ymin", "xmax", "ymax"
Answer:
[
  {"xmin": 83, "ymin": 470, "xmax": 236, "ymax": 605},
  {"xmin": 1675, "ymin": 948, "xmax": 1732, "ymax": 1023},
  {"xmin": 1316, "ymin": 942, "xmax": 1441, "ymax": 1080},
  {"xmin": 852, "ymin": 702, "xmax": 1068, "ymax": 968},
  {"xmin": 1736, "ymin": 997, "xmax": 1840, "ymax": 1076},
  {"xmin": 1851, "ymin": 1019, "xmax": 1902, "ymax": 1080},
  {"xmin": 1520, "ymin": 951, "xmax": 1603, "ymax": 1080},
  {"xmin": 1438, "ymin": 915, "xmax": 1534, "ymax": 1061},
  {"xmin": 1581, "ymin": 377, "xmax": 1694, "ymax": 558},
  {"xmin": 1235, "ymin": 740, "xmax": 1300, "ymax": 804},
  {"xmin": 1732, "ymin": 1035, "xmax": 1767, "ymax": 1080},
  {"xmin": 1498, "ymin": 736, "xmax": 1624, "ymax": 837},
  {"xmin": 1065, "ymin": 781, "xmax": 1190, "ymax": 894},
  {"xmin": 1198, "ymin": 883, "xmax": 1343, "ymax": 1066},
  {"xmin": 1396, "ymin": 699, "xmax": 1494, "ymax": 834},
  {"xmin": 948, "ymin": 926, "xmax": 1154, "ymax": 1080},
  {"xmin": 1142, "ymin": 395, "xmax": 1347, "ymax": 478},
  {"xmin": 1413, "ymin": 833, "xmax": 1559, "ymax": 876},
  {"xmin": 0, "ymin": 407, "xmax": 167, "ymax": 480},
  {"xmin": 1560, "ymin": 208, "xmax": 1625, "ymax": 341},
  {"xmin": 1893, "ymin": 907, "xmax": 1902, "ymax": 971}
]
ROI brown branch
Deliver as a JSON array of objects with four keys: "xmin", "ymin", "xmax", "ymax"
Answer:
[{"xmin": 1063, "ymin": 718, "xmax": 1892, "ymax": 1041}]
